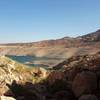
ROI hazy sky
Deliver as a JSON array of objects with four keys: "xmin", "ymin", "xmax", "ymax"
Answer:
[{"xmin": 0, "ymin": 0, "xmax": 100, "ymax": 43}]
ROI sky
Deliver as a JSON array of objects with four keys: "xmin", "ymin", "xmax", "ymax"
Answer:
[{"xmin": 0, "ymin": 0, "xmax": 100, "ymax": 43}]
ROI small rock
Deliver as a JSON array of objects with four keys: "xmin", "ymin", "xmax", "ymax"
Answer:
[
  {"xmin": 1, "ymin": 96, "xmax": 16, "ymax": 100},
  {"xmin": 79, "ymin": 94, "xmax": 98, "ymax": 100}
]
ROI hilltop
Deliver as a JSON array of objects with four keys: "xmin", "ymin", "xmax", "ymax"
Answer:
[{"xmin": 0, "ymin": 29, "xmax": 100, "ymax": 47}]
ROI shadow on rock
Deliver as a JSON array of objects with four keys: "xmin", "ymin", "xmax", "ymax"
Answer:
[{"xmin": 5, "ymin": 79, "xmax": 77, "ymax": 100}]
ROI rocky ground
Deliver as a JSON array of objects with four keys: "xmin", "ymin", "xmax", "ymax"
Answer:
[{"xmin": 0, "ymin": 52, "xmax": 100, "ymax": 100}]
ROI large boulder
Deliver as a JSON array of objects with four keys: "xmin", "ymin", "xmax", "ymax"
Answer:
[
  {"xmin": 79, "ymin": 94, "xmax": 98, "ymax": 100},
  {"xmin": 72, "ymin": 71, "xmax": 97, "ymax": 97},
  {"xmin": 65, "ymin": 67, "xmax": 81, "ymax": 81},
  {"xmin": 46, "ymin": 71, "xmax": 65, "ymax": 85}
]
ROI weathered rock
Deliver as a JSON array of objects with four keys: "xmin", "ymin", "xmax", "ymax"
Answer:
[
  {"xmin": 54, "ymin": 91, "xmax": 76, "ymax": 100},
  {"xmin": 96, "ymin": 71, "xmax": 100, "ymax": 79},
  {"xmin": 79, "ymin": 94, "xmax": 98, "ymax": 100},
  {"xmin": 99, "ymin": 80, "xmax": 100, "ymax": 89},
  {"xmin": 47, "ymin": 71, "xmax": 65, "ymax": 85},
  {"xmin": 65, "ymin": 67, "xmax": 81, "ymax": 81},
  {"xmin": 31, "ymin": 67, "xmax": 47, "ymax": 78},
  {"xmin": 1, "ymin": 96, "xmax": 16, "ymax": 100},
  {"xmin": 72, "ymin": 71, "xmax": 97, "ymax": 97}
]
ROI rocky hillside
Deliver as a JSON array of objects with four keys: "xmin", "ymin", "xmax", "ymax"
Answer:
[
  {"xmin": 0, "ymin": 52, "xmax": 100, "ymax": 100},
  {"xmin": 0, "ymin": 56, "xmax": 48, "ymax": 97},
  {"xmin": 0, "ymin": 29, "xmax": 100, "ymax": 100},
  {"xmin": 79, "ymin": 29, "xmax": 100, "ymax": 42},
  {"xmin": 31, "ymin": 29, "xmax": 100, "ymax": 47},
  {"xmin": 53, "ymin": 51, "xmax": 100, "ymax": 70}
]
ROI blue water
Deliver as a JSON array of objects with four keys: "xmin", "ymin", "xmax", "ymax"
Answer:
[
  {"xmin": 7, "ymin": 55, "xmax": 34, "ymax": 63},
  {"xmin": 6, "ymin": 55, "xmax": 64, "ymax": 68}
]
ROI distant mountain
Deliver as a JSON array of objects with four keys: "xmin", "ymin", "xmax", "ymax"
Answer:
[
  {"xmin": 78, "ymin": 29, "xmax": 100, "ymax": 42},
  {"xmin": 1, "ymin": 29, "xmax": 100, "ymax": 47},
  {"xmin": 30, "ymin": 29, "xmax": 100, "ymax": 47}
]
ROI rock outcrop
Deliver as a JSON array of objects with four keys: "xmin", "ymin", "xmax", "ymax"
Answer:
[
  {"xmin": 72, "ymin": 71, "xmax": 97, "ymax": 97},
  {"xmin": 0, "ymin": 52, "xmax": 100, "ymax": 100},
  {"xmin": 0, "ymin": 56, "xmax": 47, "ymax": 97}
]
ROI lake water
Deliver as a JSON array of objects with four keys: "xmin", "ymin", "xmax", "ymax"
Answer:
[{"xmin": 7, "ymin": 55, "xmax": 65, "ymax": 68}]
